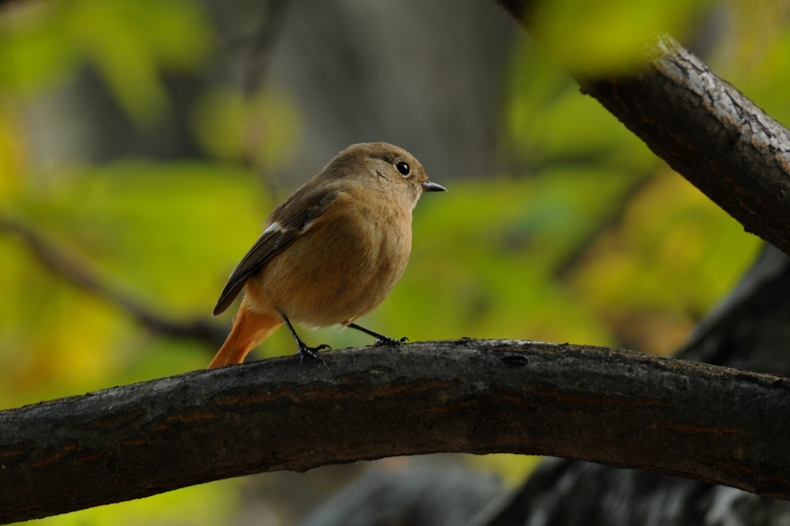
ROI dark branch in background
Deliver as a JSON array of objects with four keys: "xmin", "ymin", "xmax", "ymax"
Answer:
[
  {"xmin": 675, "ymin": 244, "xmax": 790, "ymax": 368},
  {"xmin": 242, "ymin": 0, "xmax": 290, "ymax": 202},
  {"xmin": 496, "ymin": 0, "xmax": 790, "ymax": 258},
  {"xmin": 0, "ymin": 213, "xmax": 227, "ymax": 349},
  {"xmin": 244, "ymin": 0, "xmax": 290, "ymax": 97},
  {"xmin": 3, "ymin": 339, "xmax": 790, "ymax": 523},
  {"xmin": 553, "ymin": 171, "xmax": 655, "ymax": 280}
]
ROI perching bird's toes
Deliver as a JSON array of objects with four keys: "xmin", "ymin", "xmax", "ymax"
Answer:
[{"xmin": 296, "ymin": 343, "xmax": 330, "ymax": 365}]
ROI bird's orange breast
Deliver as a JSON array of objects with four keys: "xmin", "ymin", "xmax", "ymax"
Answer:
[{"xmin": 244, "ymin": 188, "xmax": 412, "ymax": 328}]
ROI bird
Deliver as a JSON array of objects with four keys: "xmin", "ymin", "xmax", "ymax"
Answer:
[{"xmin": 207, "ymin": 142, "xmax": 446, "ymax": 368}]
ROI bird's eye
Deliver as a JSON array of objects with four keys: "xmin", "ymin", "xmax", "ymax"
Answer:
[{"xmin": 395, "ymin": 161, "xmax": 410, "ymax": 176}]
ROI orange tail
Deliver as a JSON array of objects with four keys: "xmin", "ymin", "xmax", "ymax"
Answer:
[{"xmin": 208, "ymin": 302, "xmax": 283, "ymax": 369}]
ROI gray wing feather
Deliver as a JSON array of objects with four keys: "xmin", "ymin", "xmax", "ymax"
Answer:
[{"xmin": 212, "ymin": 228, "xmax": 297, "ymax": 316}]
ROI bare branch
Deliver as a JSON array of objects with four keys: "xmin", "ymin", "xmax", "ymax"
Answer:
[
  {"xmin": 495, "ymin": 1, "xmax": 790, "ymax": 257},
  {"xmin": 0, "ymin": 213, "xmax": 227, "ymax": 348},
  {"xmin": 553, "ymin": 172, "xmax": 655, "ymax": 280},
  {"xmin": 3, "ymin": 339, "xmax": 790, "ymax": 523},
  {"xmin": 241, "ymin": 0, "xmax": 291, "ymax": 203}
]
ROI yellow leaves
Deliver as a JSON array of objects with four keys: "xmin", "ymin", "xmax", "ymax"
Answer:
[
  {"xmin": 568, "ymin": 170, "xmax": 760, "ymax": 353},
  {"xmin": 0, "ymin": 238, "xmax": 129, "ymax": 409},
  {"xmin": 0, "ymin": 101, "xmax": 26, "ymax": 203},
  {"xmin": 0, "ymin": 0, "xmax": 306, "ymax": 404}
]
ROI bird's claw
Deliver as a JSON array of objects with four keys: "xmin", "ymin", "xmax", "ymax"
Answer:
[
  {"xmin": 296, "ymin": 343, "xmax": 330, "ymax": 365},
  {"xmin": 374, "ymin": 336, "xmax": 408, "ymax": 346}
]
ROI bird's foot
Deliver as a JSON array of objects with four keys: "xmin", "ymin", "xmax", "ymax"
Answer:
[
  {"xmin": 375, "ymin": 336, "xmax": 408, "ymax": 346},
  {"xmin": 296, "ymin": 343, "xmax": 330, "ymax": 365},
  {"xmin": 345, "ymin": 323, "xmax": 407, "ymax": 347}
]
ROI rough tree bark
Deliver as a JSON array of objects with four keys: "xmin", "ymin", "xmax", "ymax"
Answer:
[{"xmin": 3, "ymin": 340, "xmax": 790, "ymax": 523}]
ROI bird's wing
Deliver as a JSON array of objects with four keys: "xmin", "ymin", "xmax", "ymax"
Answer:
[{"xmin": 212, "ymin": 185, "xmax": 342, "ymax": 316}]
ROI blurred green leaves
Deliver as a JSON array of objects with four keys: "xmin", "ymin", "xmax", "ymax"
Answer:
[
  {"xmin": 0, "ymin": 0, "xmax": 772, "ymax": 431},
  {"xmin": 193, "ymin": 86, "xmax": 302, "ymax": 169},
  {"xmin": 0, "ymin": 0, "xmax": 309, "ymax": 415},
  {"xmin": 0, "ymin": 0, "xmax": 768, "ymax": 404},
  {"xmin": 380, "ymin": 170, "xmax": 630, "ymax": 347},
  {"xmin": 496, "ymin": 13, "xmax": 767, "ymax": 354},
  {"xmin": 571, "ymin": 170, "xmax": 760, "ymax": 317},
  {"xmin": 506, "ymin": 35, "xmax": 655, "ymax": 170},
  {"xmin": 20, "ymin": 162, "xmax": 268, "ymax": 313},
  {"xmin": 532, "ymin": 0, "xmax": 713, "ymax": 74},
  {"xmin": 1, "ymin": 162, "xmax": 268, "ymax": 410},
  {"xmin": 0, "ymin": 0, "xmax": 212, "ymax": 121},
  {"xmin": 0, "ymin": 0, "xmax": 788, "ymax": 520}
]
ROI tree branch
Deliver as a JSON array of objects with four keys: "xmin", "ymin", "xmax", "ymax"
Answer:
[
  {"xmin": 239, "ymin": 0, "xmax": 291, "ymax": 204},
  {"xmin": 2, "ymin": 339, "xmax": 790, "ymax": 523},
  {"xmin": 552, "ymin": 171, "xmax": 655, "ymax": 280},
  {"xmin": 0, "ymin": 213, "xmax": 227, "ymax": 348},
  {"xmin": 495, "ymin": 0, "xmax": 790, "ymax": 257}
]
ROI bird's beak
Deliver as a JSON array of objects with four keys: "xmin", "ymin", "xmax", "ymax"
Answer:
[{"xmin": 422, "ymin": 181, "xmax": 447, "ymax": 192}]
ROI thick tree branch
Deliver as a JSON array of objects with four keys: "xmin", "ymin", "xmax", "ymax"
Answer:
[
  {"xmin": 495, "ymin": 1, "xmax": 790, "ymax": 257},
  {"xmin": 2, "ymin": 339, "xmax": 790, "ymax": 523}
]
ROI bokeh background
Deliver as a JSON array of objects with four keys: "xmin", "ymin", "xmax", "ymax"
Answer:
[{"xmin": 0, "ymin": 0, "xmax": 784, "ymax": 523}]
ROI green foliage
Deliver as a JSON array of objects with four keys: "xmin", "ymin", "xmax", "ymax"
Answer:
[
  {"xmin": 496, "ymin": 29, "xmax": 763, "ymax": 355},
  {"xmin": 193, "ymin": 87, "xmax": 302, "ymax": 168},
  {"xmin": 571, "ymin": 171, "xmax": 760, "ymax": 318},
  {"xmin": 532, "ymin": 0, "xmax": 713, "ymax": 74},
  {"xmin": 378, "ymin": 171, "xmax": 627, "ymax": 346},
  {"xmin": 0, "ymin": 0, "xmax": 786, "ymax": 522},
  {"xmin": 506, "ymin": 47, "xmax": 654, "ymax": 170},
  {"xmin": 0, "ymin": 0, "xmax": 212, "ymax": 120},
  {"xmin": 0, "ymin": 161, "xmax": 269, "ymax": 410}
]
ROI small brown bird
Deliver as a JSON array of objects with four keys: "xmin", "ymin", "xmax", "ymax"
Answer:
[{"xmin": 208, "ymin": 142, "xmax": 445, "ymax": 368}]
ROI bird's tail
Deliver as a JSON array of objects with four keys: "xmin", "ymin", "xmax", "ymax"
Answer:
[{"xmin": 208, "ymin": 302, "xmax": 283, "ymax": 369}]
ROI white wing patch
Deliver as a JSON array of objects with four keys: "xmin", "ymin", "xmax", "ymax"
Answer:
[{"xmin": 264, "ymin": 221, "xmax": 281, "ymax": 234}]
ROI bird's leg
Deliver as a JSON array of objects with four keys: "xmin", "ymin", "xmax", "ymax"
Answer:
[
  {"xmin": 347, "ymin": 323, "xmax": 408, "ymax": 346},
  {"xmin": 280, "ymin": 311, "xmax": 330, "ymax": 364}
]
